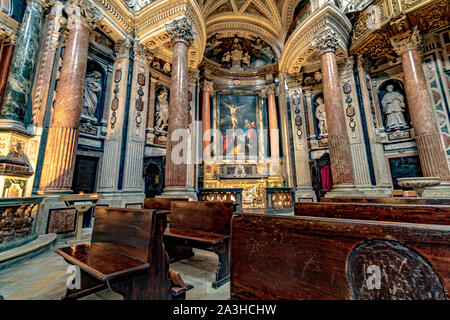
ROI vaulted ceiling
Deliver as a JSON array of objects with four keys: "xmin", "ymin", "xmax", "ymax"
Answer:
[{"xmin": 198, "ymin": 0, "xmax": 285, "ymax": 56}]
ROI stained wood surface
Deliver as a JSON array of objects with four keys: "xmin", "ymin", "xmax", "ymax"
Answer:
[
  {"xmin": 55, "ymin": 244, "xmax": 149, "ymax": 281},
  {"xmin": 55, "ymin": 208, "xmax": 174, "ymax": 300},
  {"xmin": 320, "ymin": 197, "xmax": 450, "ymax": 205},
  {"xmin": 165, "ymin": 227, "xmax": 229, "ymax": 245},
  {"xmin": 144, "ymin": 198, "xmax": 188, "ymax": 210},
  {"xmin": 170, "ymin": 201, "xmax": 234, "ymax": 235},
  {"xmin": 231, "ymin": 213, "xmax": 450, "ymax": 300},
  {"xmin": 295, "ymin": 202, "xmax": 450, "ymax": 225},
  {"xmin": 91, "ymin": 207, "xmax": 162, "ymax": 262}
]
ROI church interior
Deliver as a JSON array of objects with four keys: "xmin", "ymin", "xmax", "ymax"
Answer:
[{"xmin": 0, "ymin": 0, "xmax": 449, "ymax": 301}]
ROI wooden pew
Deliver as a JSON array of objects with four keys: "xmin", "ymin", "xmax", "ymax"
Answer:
[
  {"xmin": 320, "ymin": 197, "xmax": 450, "ymax": 205},
  {"xmin": 165, "ymin": 201, "xmax": 234, "ymax": 288},
  {"xmin": 231, "ymin": 212, "xmax": 450, "ymax": 300},
  {"xmin": 295, "ymin": 202, "xmax": 450, "ymax": 225},
  {"xmin": 55, "ymin": 207, "xmax": 190, "ymax": 300},
  {"xmin": 144, "ymin": 198, "xmax": 188, "ymax": 211}
]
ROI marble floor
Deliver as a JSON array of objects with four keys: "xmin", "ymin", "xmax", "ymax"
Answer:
[{"xmin": 0, "ymin": 240, "xmax": 230, "ymax": 300}]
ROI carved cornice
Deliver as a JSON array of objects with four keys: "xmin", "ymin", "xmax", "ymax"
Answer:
[
  {"xmin": 350, "ymin": 0, "xmax": 449, "ymax": 58},
  {"xmin": 166, "ymin": 17, "xmax": 196, "ymax": 46}
]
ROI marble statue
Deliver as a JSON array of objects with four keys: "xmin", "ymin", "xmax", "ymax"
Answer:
[
  {"xmin": 155, "ymin": 89, "xmax": 169, "ymax": 130},
  {"xmin": 222, "ymin": 38, "xmax": 250, "ymax": 70},
  {"xmin": 315, "ymin": 96, "xmax": 327, "ymax": 136},
  {"xmin": 381, "ymin": 85, "xmax": 407, "ymax": 129},
  {"xmin": 82, "ymin": 71, "xmax": 102, "ymax": 119}
]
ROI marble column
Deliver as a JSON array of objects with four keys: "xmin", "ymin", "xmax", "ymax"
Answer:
[
  {"xmin": 0, "ymin": 41, "xmax": 15, "ymax": 107},
  {"xmin": 202, "ymin": 80, "xmax": 213, "ymax": 159},
  {"xmin": 39, "ymin": 4, "xmax": 97, "ymax": 192},
  {"xmin": 267, "ymin": 86, "xmax": 280, "ymax": 159},
  {"xmin": 0, "ymin": 0, "xmax": 46, "ymax": 124},
  {"xmin": 161, "ymin": 17, "xmax": 196, "ymax": 199},
  {"xmin": 313, "ymin": 28, "xmax": 355, "ymax": 187},
  {"xmin": 391, "ymin": 28, "xmax": 450, "ymax": 182}
]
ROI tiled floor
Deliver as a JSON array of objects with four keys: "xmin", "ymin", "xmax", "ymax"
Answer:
[{"xmin": 0, "ymin": 241, "xmax": 230, "ymax": 300}]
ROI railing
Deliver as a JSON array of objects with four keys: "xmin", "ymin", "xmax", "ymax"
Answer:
[
  {"xmin": 0, "ymin": 197, "xmax": 44, "ymax": 251},
  {"xmin": 266, "ymin": 188, "xmax": 294, "ymax": 212},
  {"xmin": 198, "ymin": 188, "xmax": 243, "ymax": 212}
]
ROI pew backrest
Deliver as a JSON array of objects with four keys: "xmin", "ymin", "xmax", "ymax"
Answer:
[
  {"xmin": 320, "ymin": 197, "xmax": 450, "ymax": 205},
  {"xmin": 91, "ymin": 207, "xmax": 162, "ymax": 262},
  {"xmin": 170, "ymin": 201, "xmax": 234, "ymax": 235},
  {"xmin": 231, "ymin": 212, "xmax": 450, "ymax": 300},
  {"xmin": 295, "ymin": 202, "xmax": 450, "ymax": 225},
  {"xmin": 144, "ymin": 198, "xmax": 188, "ymax": 211}
]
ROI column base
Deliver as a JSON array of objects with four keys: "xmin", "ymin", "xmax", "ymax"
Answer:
[
  {"xmin": 98, "ymin": 191, "xmax": 145, "ymax": 208},
  {"xmin": 325, "ymin": 185, "xmax": 364, "ymax": 198},
  {"xmin": 423, "ymin": 183, "xmax": 450, "ymax": 198},
  {"xmin": 158, "ymin": 186, "xmax": 198, "ymax": 201},
  {"xmin": 357, "ymin": 185, "xmax": 393, "ymax": 197},
  {"xmin": 294, "ymin": 187, "xmax": 317, "ymax": 202}
]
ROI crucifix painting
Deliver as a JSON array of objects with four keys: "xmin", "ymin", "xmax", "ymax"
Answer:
[{"xmin": 218, "ymin": 95, "xmax": 258, "ymax": 158}]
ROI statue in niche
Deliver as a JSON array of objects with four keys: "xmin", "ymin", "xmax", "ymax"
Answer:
[
  {"xmin": 315, "ymin": 96, "xmax": 328, "ymax": 136},
  {"xmin": 381, "ymin": 85, "xmax": 407, "ymax": 129},
  {"xmin": 155, "ymin": 89, "xmax": 169, "ymax": 130},
  {"xmin": 82, "ymin": 71, "xmax": 102, "ymax": 119}
]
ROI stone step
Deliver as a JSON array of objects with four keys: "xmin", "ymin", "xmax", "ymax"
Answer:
[{"xmin": 0, "ymin": 233, "xmax": 57, "ymax": 271}]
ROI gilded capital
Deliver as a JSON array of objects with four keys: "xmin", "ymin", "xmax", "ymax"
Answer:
[
  {"xmin": 166, "ymin": 17, "xmax": 196, "ymax": 46},
  {"xmin": 390, "ymin": 26, "xmax": 422, "ymax": 55},
  {"xmin": 311, "ymin": 28, "xmax": 340, "ymax": 55}
]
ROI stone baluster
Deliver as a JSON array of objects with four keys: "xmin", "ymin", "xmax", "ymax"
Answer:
[
  {"xmin": 39, "ymin": 1, "xmax": 100, "ymax": 193},
  {"xmin": 391, "ymin": 27, "xmax": 450, "ymax": 182},
  {"xmin": 0, "ymin": 0, "xmax": 47, "ymax": 125}
]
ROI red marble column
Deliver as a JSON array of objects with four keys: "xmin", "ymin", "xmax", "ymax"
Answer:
[
  {"xmin": 267, "ymin": 87, "xmax": 280, "ymax": 158},
  {"xmin": 202, "ymin": 81, "xmax": 213, "ymax": 159},
  {"xmin": 39, "ymin": 20, "xmax": 91, "ymax": 192},
  {"xmin": 320, "ymin": 51, "xmax": 355, "ymax": 185},
  {"xmin": 0, "ymin": 42, "xmax": 15, "ymax": 107},
  {"xmin": 163, "ymin": 18, "xmax": 195, "ymax": 193},
  {"xmin": 395, "ymin": 38, "xmax": 450, "ymax": 181}
]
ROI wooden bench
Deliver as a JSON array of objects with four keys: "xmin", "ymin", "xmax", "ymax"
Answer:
[
  {"xmin": 231, "ymin": 212, "xmax": 450, "ymax": 300},
  {"xmin": 295, "ymin": 202, "xmax": 450, "ymax": 225},
  {"xmin": 55, "ymin": 207, "xmax": 191, "ymax": 300},
  {"xmin": 165, "ymin": 201, "xmax": 234, "ymax": 288},
  {"xmin": 320, "ymin": 197, "xmax": 450, "ymax": 205},
  {"xmin": 144, "ymin": 198, "xmax": 188, "ymax": 211}
]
